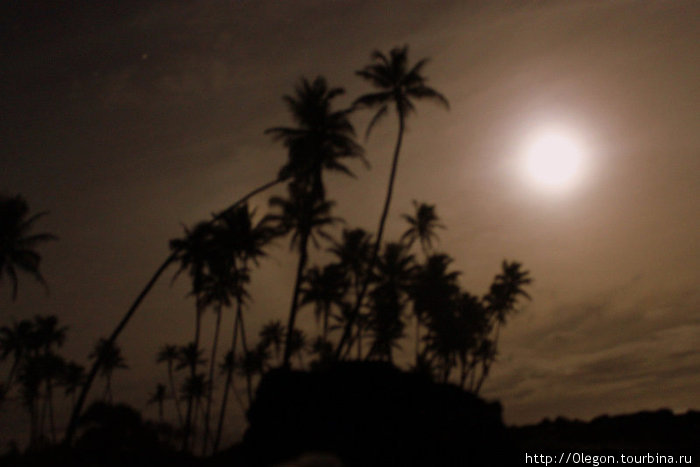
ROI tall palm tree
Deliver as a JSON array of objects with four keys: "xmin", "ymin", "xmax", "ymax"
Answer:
[
  {"xmin": 265, "ymin": 76, "xmax": 366, "ymax": 201},
  {"xmin": 336, "ymin": 45, "xmax": 449, "ymax": 358},
  {"xmin": 88, "ymin": 338, "xmax": 128, "ymax": 403},
  {"xmin": 156, "ymin": 344, "xmax": 183, "ymax": 427},
  {"xmin": 401, "ymin": 200, "xmax": 444, "ymax": 256},
  {"xmin": 32, "ymin": 315, "xmax": 67, "ymax": 442},
  {"xmin": 267, "ymin": 184, "xmax": 341, "ymax": 367},
  {"xmin": 0, "ymin": 194, "xmax": 57, "ymax": 301},
  {"xmin": 169, "ymin": 221, "xmax": 217, "ymax": 451}
]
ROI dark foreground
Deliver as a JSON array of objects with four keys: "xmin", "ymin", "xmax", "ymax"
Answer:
[{"xmin": 2, "ymin": 362, "xmax": 698, "ymax": 466}]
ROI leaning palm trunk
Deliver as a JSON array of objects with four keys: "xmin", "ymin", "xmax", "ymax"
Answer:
[
  {"xmin": 336, "ymin": 112, "xmax": 405, "ymax": 358},
  {"xmin": 64, "ymin": 176, "xmax": 285, "ymax": 445},
  {"xmin": 213, "ymin": 304, "xmax": 241, "ymax": 453},
  {"xmin": 201, "ymin": 304, "xmax": 223, "ymax": 455},
  {"xmin": 282, "ymin": 230, "xmax": 310, "ymax": 368}
]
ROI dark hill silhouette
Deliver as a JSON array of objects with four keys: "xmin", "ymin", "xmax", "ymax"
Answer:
[
  {"xmin": 513, "ymin": 409, "xmax": 700, "ymax": 455},
  {"xmin": 220, "ymin": 361, "xmax": 513, "ymax": 466}
]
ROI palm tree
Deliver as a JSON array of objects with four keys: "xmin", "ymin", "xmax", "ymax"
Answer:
[
  {"xmin": 58, "ymin": 361, "xmax": 85, "ymax": 412},
  {"xmin": 286, "ymin": 329, "xmax": 307, "ymax": 368},
  {"xmin": 410, "ymin": 254, "xmax": 460, "ymax": 367},
  {"xmin": 265, "ymin": 76, "xmax": 365, "ymax": 201},
  {"xmin": 169, "ymin": 221, "xmax": 216, "ymax": 451},
  {"xmin": 401, "ymin": 200, "xmax": 444, "ymax": 256},
  {"xmin": 32, "ymin": 315, "xmax": 67, "ymax": 442},
  {"xmin": 259, "ymin": 320, "xmax": 285, "ymax": 364},
  {"xmin": 336, "ymin": 45, "xmax": 449, "ymax": 358},
  {"xmin": 366, "ymin": 243, "xmax": 416, "ymax": 362},
  {"xmin": 475, "ymin": 261, "xmax": 531, "ymax": 393},
  {"xmin": 88, "ymin": 338, "xmax": 128, "ymax": 403},
  {"xmin": 0, "ymin": 319, "xmax": 35, "ymax": 388},
  {"xmin": 300, "ymin": 264, "xmax": 348, "ymax": 341},
  {"xmin": 0, "ymin": 194, "xmax": 57, "ymax": 301},
  {"xmin": 267, "ymin": 184, "xmax": 341, "ymax": 367},
  {"xmin": 236, "ymin": 343, "xmax": 269, "ymax": 403},
  {"xmin": 148, "ymin": 383, "xmax": 168, "ymax": 423},
  {"xmin": 156, "ymin": 344, "xmax": 183, "ymax": 427},
  {"xmin": 179, "ymin": 373, "xmax": 209, "ymax": 453}
]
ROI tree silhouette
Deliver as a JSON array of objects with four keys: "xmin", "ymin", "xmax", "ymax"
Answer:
[
  {"xmin": 267, "ymin": 184, "xmax": 341, "ymax": 367},
  {"xmin": 337, "ymin": 45, "xmax": 449, "ymax": 358},
  {"xmin": 259, "ymin": 320, "xmax": 285, "ymax": 365},
  {"xmin": 401, "ymin": 200, "xmax": 444, "ymax": 256},
  {"xmin": 169, "ymin": 221, "xmax": 216, "ymax": 451},
  {"xmin": 89, "ymin": 338, "xmax": 127, "ymax": 403},
  {"xmin": 156, "ymin": 344, "xmax": 183, "ymax": 427},
  {"xmin": 147, "ymin": 383, "xmax": 168, "ymax": 423},
  {"xmin": 265, "ymin": 76, "xmax": 365, "ymax": 201},
  {"xmin": 300, "ymin": 263, "xmax": 348, "ymax": 341},
  {"xmin": 366, "ymin": 243, "xmax": 416, "ymax": 362},
  {"xmin": 0, "ymin": 319, "xmax": 35, "ymax": 388},
  {"xmin": 0, "ymin": 194, "xmax": 57, "ymax": 301},
  {"xmin": 58, "ymin": 361, "xmax": 85, "ymax": 413}
]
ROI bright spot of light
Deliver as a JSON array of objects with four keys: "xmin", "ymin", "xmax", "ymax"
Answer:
[{"xmin": 521, "ymin": 127, "xmax": 586, "ymax": 191}]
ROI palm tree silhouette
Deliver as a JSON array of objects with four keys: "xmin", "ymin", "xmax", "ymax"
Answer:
[
  {"xmin": 88, "ymin": 338, "xmax": 127, "ymax": 403},
  {"xmin": 286, "ymin": 328, "xmax": 308, "ymax": 368},
  {"xmin": 336, "ymin": 45, "xmax": 449, "ymax": 358},
  {"xmin": 156, "ymin": 344, "xmax": 184, "ymax": 427},
  {"xmin": 0, "ymin": 319, "xmax": 35, "ymax": 388},
  {"xmin": 169, "ymin": 221, "xmax": 217, "ymax": 451},
  {"xmin": 147, "ymin": 383, "xmax": 168, "ymax": 423},
  {"xmin": 267, "ymin": 184, "xmax": 341, "ymax": 367},
  {"xmin": 401, "ymin": 200, "xmax": 445, "ymax": 256},
  {"xmin": 300, "ymin": 263, "xmax": 348, "ymax": 341},
  {"xmin": 366, "ymin": 242, "xmax": 416, "ymax": 362},
  {"xmin": 32, "ymin": 315, "xmax": 67, "ymax": 442},
  {"xmin": 58, "ymin": 361, "xmax": 85, "ymax": 413},
  {"xmin": 265, "ymin": 76, "xmax": 366, "ymax": 201},
  {"xmin": 475, "ymin": 261, "xmax": 531, "ymax": 393},
  {"xmin": 259, "ymin": 320, "xmax": 285, "ymax": 364},
  {"xmin": 0, "ymin": 194, "xmax": 57, "ymax": 301},
  {"xmin": 411, "ymin": 254, "xmax": 461, "ymax": 371},
  {"xmin": 237, "ymin": 343, "xmax": 269, "ymax": 403}
]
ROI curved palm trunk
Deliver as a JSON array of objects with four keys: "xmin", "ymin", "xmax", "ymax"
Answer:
[
  {"xmin": 202, "ymin": 304, "xmax": 223, "ymax": 455},
  {"xmin": 213, "ymin": 303, "xmax": 241, "ymax": 453},
  {"xmin": 335, "ymin": 112, "xmax": 405, "ymax": 358},
  {"xmin": 282, "ymin": 231, "xmax": 310, "ymax": 368},
  {"xmin": 63, "ymin": 176, "xmax": 285, "ymax": 446}
]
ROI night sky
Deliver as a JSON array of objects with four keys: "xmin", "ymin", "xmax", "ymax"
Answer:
[{"xmin": 2, "ymin": 0, "xmax": 698, "ymax": 445}]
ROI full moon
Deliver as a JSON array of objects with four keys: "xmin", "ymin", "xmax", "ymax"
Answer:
[{"xmin": 521, "ymin": 128, "xmax": 585, "ymax": 191}]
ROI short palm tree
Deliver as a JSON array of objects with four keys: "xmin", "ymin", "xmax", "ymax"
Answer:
[
  {"xmin": 300, "ymin": 263, "xmax": 348, "ymax": 341},
  {"xmin": 259, "ymin": 320, "xmax": 285, "ymax": 364},
  {"xmin": 0, "ymin": 319, "xmax": 35, "ymax": 388},
  {"xmin": 337, "ymin": 45, "xmax": 449, "ymax": 357},
  {"xmin": 0, "ymin": 194, "xmax": 57, "ymax": 301},
  {"xmin": 148, "ymin": 383, "xmax": 168, "ymax": 423},
  {"xmin": 401, "ymin": 200, "xmax": 444, "ymax": 256},
  {"xmin": 366, "ymin": 243, "xmax": 416, "ymax": 363},
  {"xmin": 156, "ymin": 344, "xmax": 183, "ymax": 426},
  {"xmin": 88, "ymin": 338, "xmax": 128, "ymax": 403}
]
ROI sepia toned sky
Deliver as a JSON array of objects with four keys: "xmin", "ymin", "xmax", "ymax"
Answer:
[{"xmin": 2, "ymin": 0, "xmax": 698, "ymax": 443}]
